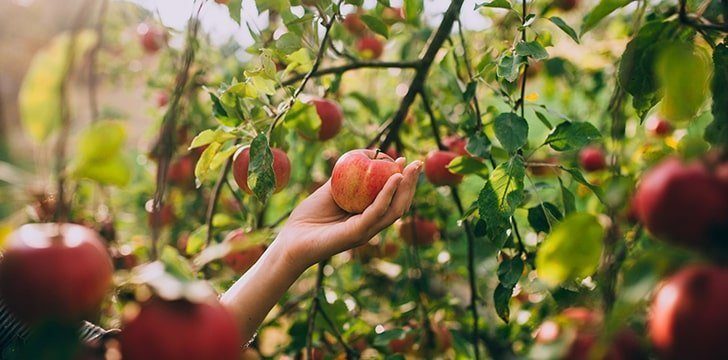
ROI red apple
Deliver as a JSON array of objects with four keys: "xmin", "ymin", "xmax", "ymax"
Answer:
[
  {"xmin": 357, "ymin": 36, "xmax": 384, "ymax": 60},
  {"xmin": 167, "ymin": 154, "xmax": 196, "ymax": 189},
  {"xmin": 579, "ymin": 146, "xmax": 607, "ymax": 172},
  {"xmin": 388, "ymin": 328, "xmax": 416, "ymax": 354},
  {"xmin": 0, "ymin": 223, "xmax": 113, "ymax": 324},
  {"xmin": 343, "ymin": 13, "xmax": 367, "ymax": 36},
  {"xmin": 398, "ymin": 217, "xmax": 439, "ymax": 246},
  {"xmin": 156, "ymin": 91, "xmax": 169, "ymax": 108},
  {"xmin": 232, "ymin": 146, "xmax": 291, "ymax": 194},
  {"xmin": 431, "ymin": 322, "xmax": 452, "ymax": 352},
  {"xmin": 649, "ymin": 266, "xmax": 728, "ymax": 360},
  {"xmin": 148, "ymin": 202, "xmax": 175, "ymax": 228},
  {"xmin": 424, "ymin": 150, "xmax": 463, "ymax": 186},
  {"xmin": 137, "ymin": 23, "xmax": 165, "ymax": 54},
  {"xmin": 222, "ymin": 229, "xmax": 266, "ymax": 274},
  {"xmin": 240, "ymin": 348, "xmax": 261, "ymax": 360},
  {"xmin": 443, "ymin": 135, "xmax": 469, "ymax": 156},
  {"xmin": 646, "ymin": 117, "xmax": 673, "ymax": 137},
  {"xmin": 309, "ymin": 98, "xmax": 343, "ymax": 141},
  {"xmin": 214, "ymin": 0, "xmax": 230, "ymax": 4},
  {"xmin": 632, "ymin": 158, "xmax": 728, "ymax": 249},
  {"xmin": 120, "ymin": 299, "xmax": 241, "ymax": 360},
  {"xmin": 331, "ymin": 149, "xmax": 403, "ymax": 213}
]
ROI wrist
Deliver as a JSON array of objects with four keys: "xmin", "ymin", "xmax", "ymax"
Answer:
[{"xmin": 266, "ymin": 233, "xmax": 310, "ymax": 280}]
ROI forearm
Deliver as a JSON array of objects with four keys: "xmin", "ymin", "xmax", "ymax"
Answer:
[{"xmin": 219, "ymin": 236, "xmax": 305, "ymax": 342}]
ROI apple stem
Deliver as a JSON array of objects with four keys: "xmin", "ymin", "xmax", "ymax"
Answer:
[{"xmin": 373, "ymin": 148, "xmax": 382, "ymax": 159}]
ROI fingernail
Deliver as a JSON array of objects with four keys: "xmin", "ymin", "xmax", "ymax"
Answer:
[{"xmin": 414, "ymin": 161, "xmax": 423, "ymax": 171}]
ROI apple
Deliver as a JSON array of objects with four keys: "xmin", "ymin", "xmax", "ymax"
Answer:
[
  {"xmin": 649, "ymin": 266, "xmax": 728, "ymax": 360},
  {"xmin": 120, "ymin": 299, "xmax": 241, "ymax": 360},
  {"xmin": 632, "ymin": 158, "xmax": 728, "ymax": 249},
  {"xmin": 214, "ymin": 0, "xmax": 230, "ymax": 4},
  {"xmin": 646, "ymin": 117, "xmax": 673, "ymax": 137},
  {"xmin": 156, "ymin": 91, "xmax": 169, "ymax": 107},
  {"xmin": 351, "ymin": 238, "xmax": 399, "ymax": 262},
  {"xmin": 398, "ymin": 217, "xmax": 439, "ymax": 246},
  {"xmin": 167, "ymin": 154, "xmax": 196, "ymax": 189},
  {"xmin": 554, "ymin": 0, "xmax": 578, "ymax": 11},
  {"xmin": 343, "ymin": 13, "xmax": 367, "ymax": 36},
  {"xmin": 381, "ymin": 6, "xmax": 405, "ymax": 24},
  {"xmin": 0, "ymin": 223, "xmax": 113, "ymax": 324},
  {"xmin": 232, "ymin": 146, "xmax": 291, "ymax": 194},
  {"xmin": 368, "ymin": 145, "xmax": 400, "ymax": 160},
  {"xmin": 424, "ymin": 150, "xmax": 463, "ymax": 186},
  {"xmin": 309, "ymin": 98, "xmax": 343, "ymax": 141},
  {"xmin": 240, "ymin": 348, "xmax": 261, "ymax": 360},
  {"xmin": 388, "ymin": 329, "xmax": 415, "ymax": 354},
  {"xmin": 148, "ymin": 202, "xmax": 175, "ymax": 228},
  {"xmin": 443, "ymin": 135, "xmax": 469, "ymax": 156},
  {"xmin": 579, "ymin": 146, "xmax": 607, "ymax": 172},
  {"xmin": 431, "ymin": 322, "xmax": 452, "ymax": 352},
  {"xmin": 222, "ymin": 229, "xmax": 266, "ymax": 274},
  {"xmin": 331, "ymin": 149, "xmax": 403, "ymax": 213},
  {"xmin": 137, "ymin": 23, "xmax": 165, "ymax": 54},
  {"xmin": 357, "ymin": 36, "xmax": 384, "ymax": 60}
]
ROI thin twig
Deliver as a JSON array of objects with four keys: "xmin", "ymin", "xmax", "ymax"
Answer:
[
  {"xmin": 419, "ymin": 90, "xmax": 445, "ymax": 151},
  {"xmin": 678, "ymin": 0, "xmax": 728, "ymax": 31},
  {"xmin": 87, "ymin": 0, "xmax": 109, "ymax": 122},
  {"xmin": 306, "ymin": 260, "xmax": 327, "ymax": 360},
  {"xmin": 149, "ymin": 0, "xmax": 204, "ymax": 259},
  {"xmin": 205, "ymin": 145, "xmax": 237, "ymax": 246},
  {"xmin": 281, "ymin": 60, "xmax": 420, "ymax": 86},
  {"xmin": 457, "ymin": 20, "xmax": 484, "ymax": 131},
  {"xmin": 318, "ymin": 305, "xmax": 358, "ymax": 359}
]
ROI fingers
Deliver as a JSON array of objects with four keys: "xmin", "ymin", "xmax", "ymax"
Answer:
[
  {"xmin": 355, "ymin": 173, "xmax": 404, "ymax": 234},
  {"xmin": 395, "ymin": 157, "xmax": 406, "ymax": 169},
  {"xmin": 376, "ymin": 160, "xmax": 422, "ymax": 227}
]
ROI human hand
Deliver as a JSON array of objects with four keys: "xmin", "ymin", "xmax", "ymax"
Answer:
[{"xmin": 276, "ymin": 157, "xmax": 422, "ymax": 271}]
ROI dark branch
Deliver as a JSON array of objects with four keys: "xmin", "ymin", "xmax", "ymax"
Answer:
[{"xmin": 281, "ymin": 60, "xmax": 420, "ymax": 86}]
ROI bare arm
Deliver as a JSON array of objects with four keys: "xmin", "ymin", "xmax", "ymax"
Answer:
[{"xmin": 220, "ymin": 159, "xmax": 422, "ymax": 341}]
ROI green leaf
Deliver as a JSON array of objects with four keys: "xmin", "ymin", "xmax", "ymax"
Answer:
[
  {"xmin": 548, "ymin": 17, "xmax": 580, "ymax": 44},
  {"xmin": 493, "ymin": 113, "xmax": 529, "ymax": 153},
  {"xmin": 227, "ymin": 0, "xmax": 243, "ymax": 24},
  {"xmin": 447, "ymin": 156, "xmax": 489, "ymax": 177},
  {"xmin": 285, "ymin": 48, "xmax": 313, "ymax": 74},
  {"xmin": 19, "ymin": 30, "xmax": 97, "ymax": 142},
  {"xmin": 494, "ymin": 283, "xmax": 513, "ymax": 322},
  {"xmin": 527, "ymin": 202, "xmax": 562, "ymax": 233},
  {"xmin": 195, "ymin": 141, "xmax": 222, "ymax": 182},
  {"xmin": 497, "ymin": 54, "xmax": 521, "ymax": 82},
  {"xmin": 189, "ymin": 129, "xmax": 236, "ymax": 149},
  {"xmin": 705, "ymin": 42, "xmax": 728, "ymax": 146},
  {"xmin": 466, "ymin": 132, "xmax": 491, "ymax": 158},
  {"xmin": 373, "ymin": 329, "xmax": 406, "ymax": 347},
  {"xmin": 76, "ymin": 120, "xmax": 126, "ymax": 161},
  {"xmin": 70, "ymin": 154, "xmax": 130, "ymax": 187},
  {"xmin": 475, "ymin": 0, "xmax": 512, "ymax": 9},
  {"xmin": 186, "ymin": 226, "xmax": 208, "ymax": 255},
  {"xmin": 498, "ymin": 257, "xmax": 524, "ymax": 288},
  {"xmin": 515, "ymin": 41, "xmax": 548, "ymax": 60},
  {"xmin": 656, "ymin": 42, "xmax": 710, "ymax": 122},
  {"xmin": 618, "ymin": 21, "xmax": 694, "ymax": 119},
  {"xmin": 360, "ymin": 14, "xmax": 390, "ymax": 38},
  {"xmin": 275, "ymin": 32, "xmax": 302, "ymax": 54},
  {"xmin": 403, "ymin": 0, "xmax": 423, "ymax": 24},
  {"xmin": 562, "ymin": 167, "xmax": 605, "ymax": 203},
  {"xmin": 247, "ymin": 134, "xmax": 276, "ymax": 203},
  {"xmin": 558, "ymin": 178, "xmax": 576, "ymax": 215},
  {"xmin": 210, "ymin": 145, "xmax": 239, "ymax": 171},
  {"xmin": 543, "ymin": 121, "xmax": 601, "ymax": 151},
  {"xmin": 283, "ymin": 100, "xmax": 320, "ymax": 139},
  {"xmin": 478, "ymin": 158, "xmax": 525, "ymax": 246},
  {"xmin": 581, "ymin": 0, "xmax": 633, "ymax": 35},
  {"xmin": 536, "ymin": 213, "xmax": 604, "ymax": 287},
  {"xmin": 534, "ymin": 111, "xmax": 554, "ymax": 130}
]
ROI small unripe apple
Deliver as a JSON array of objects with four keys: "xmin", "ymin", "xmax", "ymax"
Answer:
[
  {"xmin": 232, "ymin": 146, "xmax": 291, "ymax": 194},
  {"xmin": 632, "ymin": 158, "xmax": 728, "ymax": 249},
  {"xmin": 649, "ymin": 266, "xmax": 728, "ymax": 360},
  {"xmin": 120, "ymin": 299, "xmax": 241, "ymax": 360},
  {"xmin": 222, "ymin": 229, "xmax": 266, "ymax": 274},
  {"xmin": 331, "ymin": 149, "xmax": 403, "ymax": 213},
  {"xmin": 398, "ymin": 217, "xmax": 439, "ymax": 246},
  {"xmin": 343, "ymin": 13, "xmax": 367, "ymax": 36},
  {"xmin": 443, "ymin": 135, "xmax": 469, "ymax": 156},
  {"xmin": 357, "ymin": 36, "xmax": 384, "ymax": 60},
  {"xmin": 309, "ymin": 98, "xmax": 343, "ymax": 141},
  {"xmin": 424, "ymin": 150, "xmax": 463, "ymax": 186},
  {"xmin": 156, "ymin": 91, "xmax": 169, "ymax": 107},
  {"xmin": 0, "ymin": 223, "xmax": 113, "ymax": 324},
  {"xmin": 137, "ymin": 23, "xmax": 166, "ymax": 54},
  {"xmin": 381, "ymin": 6, "xmax": 405, "ymax": 24},
  {"xmin": 167, "ymin": 154, "xmax": 196, "ymax": 189},
  {"xmin": 646, "ymin": 117, "xmax": 673, "ymax": 137},
  {"xmin": 579, "ymin": 146, "xmax": 607, "ymax": 172},
  {"xmin": 554, "ymin": 0, "xmax": 578, "ymax": 11}
]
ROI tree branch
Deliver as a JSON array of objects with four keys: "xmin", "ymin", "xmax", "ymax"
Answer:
[
  {"xmin": 205, "ymin": 144, "xmax": 237, "ymax": 246},
  {"xmin": 377, "ymin": 0, "xmax": 467, "ymax": 150},
  {"xmin": 281, "ymin": 60, "xmax": 420, "ymax": 86},
  {"xmin": 306, "ymin": 260, "xmax": 327, "ymax": 360},
  {"xmin": 87, "ymin": 0, "xmax": 108, "ymax": 122}
]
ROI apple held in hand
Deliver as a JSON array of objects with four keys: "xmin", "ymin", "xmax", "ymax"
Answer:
[
  {"xmin": 424, "ymin": 150, "xmax": 463, "ymax": 186},
  {"xmin": 309, "ymin": 98, "xmax": 344, "ymax": 141},
  {"xmin": 222, "ymin": 229, "xmax": 266, "ymax": 274},
  {"xmin": 357, "ymin": 36, "xmax": 384, "ymax": 60},
  {"xmin": 331, "ymin": 149, "xmax": 403, "ymax": 213},
  {"xmin": 649, "ymin": 266, "xmax": 728, "ymax": 360},
  {"xmin": 0, "ymin": 223, "xmax": 113, "ymax": 324},
  {"xmin": 632, "ymin": 158, "xmax": 728, "ymax": 249},
  {"xmin": 120, "ymin": 299, "xmax": 241, "ymax": 360},
  {"xmin": 398, "ymin": 217, "xmax": 439, "ymax": 246},
  {"xmin": 233, "ymin": 146, "xmax": 291, "ymax": 194}
]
